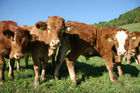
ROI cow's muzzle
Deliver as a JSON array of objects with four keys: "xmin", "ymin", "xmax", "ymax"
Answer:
[
  {"xmin": 10, "ymin": 53, "xmax": 24, "ymax": 59},
  {"xmin": 118, "ymin": 50, "xmax": 126, "ymax": 56},
  {"xmin": 50, "ymin": 40, "xmax": 61, "ymax": 49}
]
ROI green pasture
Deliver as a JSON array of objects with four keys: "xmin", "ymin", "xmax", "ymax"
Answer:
[{"xmin": 120, "ymin": 22, "xmax": 140, "ymax": 32}]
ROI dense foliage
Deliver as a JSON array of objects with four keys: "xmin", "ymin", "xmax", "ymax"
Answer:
[{"xmin": 94, "ymin": 7, "xmax": 140, "ymax": 27}]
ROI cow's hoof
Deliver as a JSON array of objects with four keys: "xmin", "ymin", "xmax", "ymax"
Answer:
[
  {"xmin": 112, "ymin": 79, "xmax": 118, "ymax": 84},
  {"xmin": 34, "ymin": 82, "xmax": 39, "ymax": 88},
  {"xmin": 136, "ymin": 62, "xmax": 139, "ymax": 64},
  {"xmin": 41, "ymin": 77, "xmax": 45, "ymax": 81},
  {"xmin": 119, "ymin": 73, "xmax": 124, "ymax": 77},
  {"xmin": 8, "ymin": 74, "xmax": 14, "ymax": 79},
  {"xmin": 72, "ymin": 79, "xmax": 77, "ymax": 84},
  {"xmin": 0, "ymin": 81, "xmax": 4, "ymax": 85},
  {"xmin": 55, "ymin": 76, "xmax": 60, "ymax": 80},
  {"xmin": 17, "ymin": 69, "xmax": 20, "ymax": 72}
]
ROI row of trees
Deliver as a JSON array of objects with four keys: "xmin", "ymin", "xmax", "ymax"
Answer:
[{"xmin": 94, "ymin": 7, "xmax": 140, "ymax": 27}]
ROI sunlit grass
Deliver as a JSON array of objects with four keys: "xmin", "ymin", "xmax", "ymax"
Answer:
[{"xmin": 0, "ymin": 55, "xmax": 140, "ymax": 93}]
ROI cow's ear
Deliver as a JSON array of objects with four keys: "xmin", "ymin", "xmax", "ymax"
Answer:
[
  {"xmin": 35, "ymin": 21, "xmax": 47, "ymax": 31},
  {"xmin": 105, "ymin": 34, "xmax": 113, "ymax": 42},
  {"xmin": 3, "ymin": 30, "xmax": 15, "ymax": 39}
]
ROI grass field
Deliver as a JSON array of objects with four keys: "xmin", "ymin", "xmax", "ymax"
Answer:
[
  {"xmin": 0, "ymin": 23, "xmax": 140, "ymax": 93},
  {"xmin": 120, "ymin": 22, "xmax": 140, "ymax": 32}
]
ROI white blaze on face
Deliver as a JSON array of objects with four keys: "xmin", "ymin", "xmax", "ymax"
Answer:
[{"xmin": 115, "ymin": 31, "xmax": 128, "ymax": 56}]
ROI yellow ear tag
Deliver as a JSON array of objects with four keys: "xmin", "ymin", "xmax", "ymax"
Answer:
[
  {"xmin": 6, "ymin": 34, "xmax": 10, "ymax": 38},
  {"xmin": 108, "ymin": 38, "xmax": 112, "ymax": 42},
  {"xmin": 39, "ymin": 28, "xmax": 42, "ymax": 32},
  {"xmin": 131, "ymin": 36, "xmax": 136, "ymax": 40},
  {"xmin": 66, "ymin": 27, "xmax": 70, "ymax": 32}
]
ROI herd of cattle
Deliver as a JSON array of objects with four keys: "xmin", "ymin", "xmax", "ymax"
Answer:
[{"xmin": 0, "ymin": 16, "xmax": 140, "ymax": 88}]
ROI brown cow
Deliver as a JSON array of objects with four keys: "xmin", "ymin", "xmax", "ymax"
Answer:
[
  {"xmin": 17, "ymin": 16, "xmax": 66, "ymax": 87},
  {"xmin": 0, "ymin": 21, "xmax": 32, "ymax": 85},
  {"xmin": 54, "ymin": 21, "xmax": 129, "ymax": 84},
  {"xmin": 124, "ymin": 31, "xmax": 140, "ymax": 64}
]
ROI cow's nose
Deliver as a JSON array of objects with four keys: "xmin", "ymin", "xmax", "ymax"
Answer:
[
  {"xmin": 118, "ymin": 50, "xmax": 126, "ymax": 56},
  {"xmin": 50, "ymin": 40, "xmax": 60, "ymax": 47},
  {"xmin": 14, "ymin": 53, "xmax": 24, "ymax": 59}
]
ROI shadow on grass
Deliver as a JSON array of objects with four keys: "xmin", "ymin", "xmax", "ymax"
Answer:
[
  {"xmin": 7, "ymin": 59, "xmax": 139, "ymax": 85},
  {"xmin": 122, "ymin": 64, "xmax": 139, "ymax": 77}
]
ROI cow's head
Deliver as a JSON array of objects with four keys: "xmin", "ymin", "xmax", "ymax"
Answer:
[
  {"xmin": 106, "ymin": 29, "xmax": 129, "ymax": 56},
  {"xmin": 46, "ymin": 16, "xmax": 65, "ymax": 49},
  {"xmin": 3, "ymin": 28, "xmax": 32, "ymax": 59},
  {"xmin": 128, "ymin": 31, "xmax": 140, "ymax": 54}
]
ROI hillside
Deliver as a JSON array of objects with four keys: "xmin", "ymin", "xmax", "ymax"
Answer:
[
  {"xmin": 94, "ymin": 7, "xmax": 140, "ymax": 27},
  {"xmin": 120, "ymin": 22, "xmax": 140, "ymax": 32}
]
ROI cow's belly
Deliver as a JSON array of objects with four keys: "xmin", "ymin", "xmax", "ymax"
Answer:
[{"xmin": 82, "ymin": 47, "xmax": 99, "ymax": 60}]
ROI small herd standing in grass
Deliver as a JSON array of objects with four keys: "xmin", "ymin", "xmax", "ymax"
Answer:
[{"xmin": 0, "ymin": 16, "xmax": 140, "ymax": 88}]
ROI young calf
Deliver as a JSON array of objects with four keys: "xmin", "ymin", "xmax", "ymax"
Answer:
[
  {"xmin": 18, "ymin": 16, "xmax": 66, "ymax": 87},
  {"xmin": 0, "ymin": 21, "xmax": 32, "ymax": 85},
  {"xmin": 124, "ymin": 31, "xmax": 140, "ymax": 64},
  {"xmin": 54, "ymin": 21, "xmax": 129, "ymax": 84}
]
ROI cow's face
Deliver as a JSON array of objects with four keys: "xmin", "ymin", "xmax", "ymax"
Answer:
[
  {"xmin": 4, "ymin": 28, "xmax": 31, "ymax": 59},
  {"xmin": 128, "ymin": 32, "xmax": 140, "ymax": 54},
  {"xmin": 107, "ymin": 30, "xmax": 129, "ymax": 56},
  {"xmin": 115, "ymin": 31, "xmax": 128, "ymax": 55},
  {"xmin": 46, "ymin": 16, "xmax": 65, "ymax": 49}
]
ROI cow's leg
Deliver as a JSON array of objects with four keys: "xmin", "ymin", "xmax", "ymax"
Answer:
[
  {"xmin": 134, "ymin": 55, "xmax": 138, "ymax": 64},
  {"xmin": 115, "ymin": 56, "xmax": 123, "ymax": 76},
  {"xmin": 137, "ymin": 55, "xmax": 140, "ymax": 64},
  {"xmin": 0, "ymin": 55, "xmax": 6, "ymax": 85},
  {"xmin": 32, "ymin": 56, "xmax": 40, "ymax": 88},
  {"xmin": 127, "ymin": 51, "xmax": 131, "ymax": 64},
  {"xmin": 54, "ymin": 39, "xmax": 70, "ymax": 80},
  {"xmin": 8, "ymin": 59, "xmax": 15, "ymax": 78},
  {"xmin": 54, "ymin": 49, "xmax": 67, "ymax": 80},
  {"xmin": 122, "ymin": 56, "xmax": 126, "ymax": 62},
  {"xmin": 65, "ymin": 57, "xmax": 76, "ymax": 83},
  {"xmin": 104, "ymin": 56, "xmax": 118, "ymax": 83},
  {"xmin": 52, "ymin": 54, "xmax": 56, "ymax": 70},
  {"xmin": 41, "ymin": 60, "xmax": 48, "ymax": 81},
  {"xmin": 25, "ymin": 54, "xmax": 29, "ymax": 69},
  {"xmin": 16, "ymin": 59, "xmax": 20, "ymax": 71},
  {"xmin": 134, "ymin": 54, "xmax": 140, "ymax": 64},
  {"xmin": 116, "ymin": 62, "xmax": 123, "ymax": 77},
  {"xmin": 65, "ymin": 50, "xmax": 81, "ymax": 84}
]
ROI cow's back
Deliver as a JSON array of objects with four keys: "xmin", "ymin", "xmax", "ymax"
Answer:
[{"xmin": 66, "ymin": 21, "xmax": 97, "ymax": 46}]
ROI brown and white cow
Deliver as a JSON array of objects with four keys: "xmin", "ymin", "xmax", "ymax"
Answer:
[
  {"xmin": 20, "ymin": 16, "xmax": 66, "ymax": 87},
  {"xmin": 0, "ymin": 21, "xmax": 32, "ymax": 85},
  {"xmin": 54, "ymin": 21, "xmax": 129, "ymax": 84},
  {"xmin": 124, "ymin": 31, "xmax": 140, "ymax": 64}
]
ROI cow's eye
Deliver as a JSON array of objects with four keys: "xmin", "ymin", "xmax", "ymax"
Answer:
[{"xmin": 47, "ymin": 27, "xmax": 50, "ymax": 32}]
